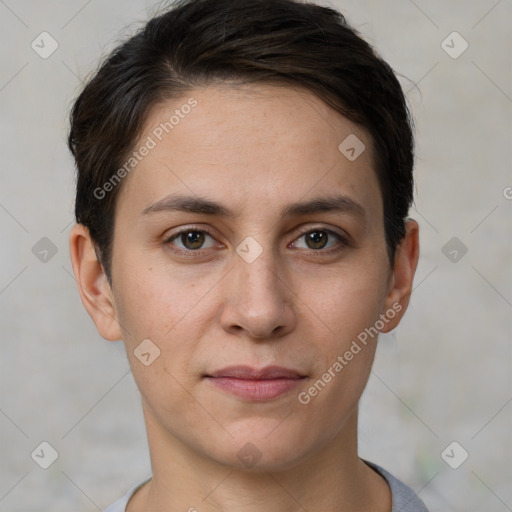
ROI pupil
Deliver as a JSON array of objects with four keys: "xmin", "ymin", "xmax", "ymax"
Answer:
[
  {"xmin": 184, "ymin": 231, "xmax": 204, "ymax": 249},
  {"xmin": 308, "ymin": 231, "xmax": 327, "ymax": 249}
]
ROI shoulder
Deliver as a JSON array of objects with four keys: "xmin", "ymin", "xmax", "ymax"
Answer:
[
  {"xmin": 104, "ymin": 466, "xmax": 430, "ymax": 512},
  {"xmin": 364, "ymin": 460, "xmax": 430, "ymax": 512},
  {"xmin": 103, "ymin": 478, "xmax": 151, "ymax": 512}
]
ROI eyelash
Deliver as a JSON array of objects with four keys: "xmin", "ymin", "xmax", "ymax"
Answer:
[{"xmin": 164, "ymin": 225, "xmax": 350, "ymax": 257}]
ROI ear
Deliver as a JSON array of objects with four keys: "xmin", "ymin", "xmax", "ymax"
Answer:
[
  {"xmin": 380, "ymin": 219, "xmax": 420, "ymax": 333},
  {"xmin": 69, "ymin": 224, "xmax": 122, "ymax": 341}
]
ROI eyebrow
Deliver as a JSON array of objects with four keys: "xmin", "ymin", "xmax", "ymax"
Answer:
[{"xmin": 140, "ymin": 193, "xmax": 366, "ymax": 221}]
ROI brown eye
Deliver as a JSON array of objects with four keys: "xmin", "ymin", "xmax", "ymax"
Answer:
[
  {"xmin": 167, "ymin": 229, "xmax": 217, "ymax": 252},
  {"xmin": 180, "ymin": 231, "xmax": 206, "ymax": 250},
  {"xmin": 292, "ymin": 228, "xmax": 346, "ymax": 252},
  {"xmin": 304, "ymin": 230, "xmax": 329, "ymax": 250}
]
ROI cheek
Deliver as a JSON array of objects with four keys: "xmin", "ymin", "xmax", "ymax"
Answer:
[
  {"xmin": 112, "ymin": 250, "xmax": 211, "ymax": 340},
  {"xmin": 295, "ymin": 257, "xmax": 389, "ymax": 402},
  {"xmin": 111, "ymin": 252, "xmax": 226, "ymax": 398},
  {"xmin": 111, "ymin": 261, "xmax": 206, "ymax": 411},
  {"xmin": 302, "ymin": 256, "xmax": 389, "ymax": 337}
]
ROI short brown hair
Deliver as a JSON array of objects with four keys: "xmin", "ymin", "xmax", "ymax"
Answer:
[{"xmin": 68, "ymin": 0, "xmax": 415, "ymax": 281}]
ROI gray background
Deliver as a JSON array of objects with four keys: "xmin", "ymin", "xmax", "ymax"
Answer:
[{"xmin": 0, "ymin": 0, "xmax": 510, "ymax": 510}]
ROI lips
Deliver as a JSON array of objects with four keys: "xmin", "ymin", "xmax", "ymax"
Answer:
[
  {"xmin": 206, "ymin": 365, "xmax": 305, "ymax": 380},
  {"xmin": 205, "ymin": 365, "xmax": 306, "ymax": 401}
]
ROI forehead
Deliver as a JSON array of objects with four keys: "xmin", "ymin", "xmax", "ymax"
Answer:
[{"xmin": 116, "ymin": 83, "xmax": 381, "ymax": 223}]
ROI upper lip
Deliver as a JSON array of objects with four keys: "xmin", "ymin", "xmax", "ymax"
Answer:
[{"xmin": 206, "ymin": 365, "xmax": 305, "ymax": 380}]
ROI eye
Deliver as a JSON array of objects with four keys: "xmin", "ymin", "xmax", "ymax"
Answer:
[
  {"xmin": 291, "ymin": 228, "xmax": 348, "ymax": 252},
  {"xmin": 165, "ymin": 228, "xmax": 219, "ymax": 252},
  {"xmin": 164, "ymin": 226, "xmax": 349, "ymax": 256}
]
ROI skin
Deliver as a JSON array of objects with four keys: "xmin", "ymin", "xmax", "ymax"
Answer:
[{"xmin": 70, "ymin": 83, "xmax": 419, "ymax": 512}]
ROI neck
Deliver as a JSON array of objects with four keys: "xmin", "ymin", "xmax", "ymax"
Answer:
[{"xmin": 128, "ymin": 402, "xmax": 391, "ymax": 512}]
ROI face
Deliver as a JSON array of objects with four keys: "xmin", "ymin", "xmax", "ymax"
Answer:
[{"xmin": 83, "ymin": 84, "xmax": 413, "ymax": 470}]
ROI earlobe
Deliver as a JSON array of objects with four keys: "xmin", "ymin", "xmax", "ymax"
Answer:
[
  {"xmin": 69, "ymin": 224, "xmax": 122, "ymax": 341},
  {"xmin": 380, "ymin": 219, "xmax": 420, "ymax": 333}
]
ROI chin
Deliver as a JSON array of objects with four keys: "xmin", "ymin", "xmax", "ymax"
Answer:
[{"xmin": 212, "ymin": 420, "xmax": 318, "ymax": 472}]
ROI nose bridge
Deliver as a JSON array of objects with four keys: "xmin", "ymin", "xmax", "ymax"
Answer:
[
  {"xmin": 221, "ymin": 233, "xmax": 293, "ymax": 338},
  {"xmin": 235, "ymin": 236, "xmax": 283, "ymax": 304}
]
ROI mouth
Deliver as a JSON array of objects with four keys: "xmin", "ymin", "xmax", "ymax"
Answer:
[{"xmin": 204, "ymin": 365, "xmax": 307, "ymax": 401}]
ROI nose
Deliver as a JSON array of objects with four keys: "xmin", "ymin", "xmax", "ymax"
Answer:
[{"xmin": 220, "ymin": 243, "xmax": 296, "ymax": 340}]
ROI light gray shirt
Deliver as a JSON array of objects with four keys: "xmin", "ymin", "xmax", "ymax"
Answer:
[{"xmin": 104, "ymin": 461, "xmax": 429, "ymax": 511}]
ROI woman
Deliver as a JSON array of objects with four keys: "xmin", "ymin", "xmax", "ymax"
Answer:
[{"xmin": 68, "ymin": 0, "xmax": 426, "ymax": 510}]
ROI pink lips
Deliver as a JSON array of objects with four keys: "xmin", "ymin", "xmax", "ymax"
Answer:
[{"xmin": 205, "ymin": 365, "xmax": 306, "ymax": 401}]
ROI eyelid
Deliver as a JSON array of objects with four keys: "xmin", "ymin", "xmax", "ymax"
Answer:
[{"xmin": 293, "ymin": 225, "xmax": 349, "ymax": 241}]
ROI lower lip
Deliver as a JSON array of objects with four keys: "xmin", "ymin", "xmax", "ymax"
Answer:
[{"xmin": 206, "ymin": 377, "xmax": 304, "ymax": 401}]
